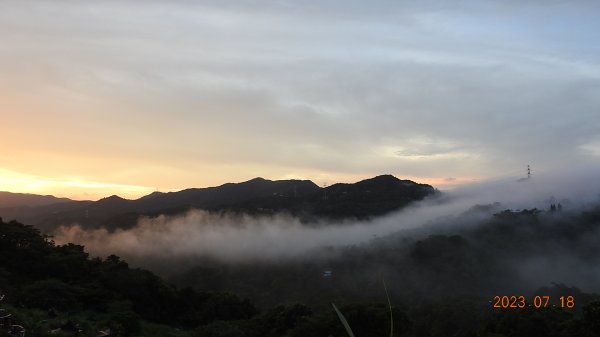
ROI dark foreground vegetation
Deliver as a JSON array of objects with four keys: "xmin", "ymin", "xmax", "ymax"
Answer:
[{"xmin": 2, "ymin": 206, "xmax": 600, "ymax": 336}]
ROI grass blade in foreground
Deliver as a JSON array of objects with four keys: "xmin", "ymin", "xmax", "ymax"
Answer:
[
  {"xmin": 331, "ymin": 303, "xmax": 356, "ymax": 337},
  {"xmin": 383, "ymin": 279, "xmax": 393, "ymax": 337}
]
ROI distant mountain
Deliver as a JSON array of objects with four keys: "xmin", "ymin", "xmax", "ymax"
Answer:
[
  {"xmin": 226, "ymin": 175, "xmax": 436, "ymax": 220},
  {"xmin": 0, "ymin": 175, "xmax": 436, "ymax": 232},
  {"xmin": 0, "ymin": 191, "xmax": 75, "ymax": 208}
]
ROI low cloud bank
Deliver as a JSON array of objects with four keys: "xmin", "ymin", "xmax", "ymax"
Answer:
[{"xmin": 53, "ymin": 167, "xmax": 600, "ymax": 263}]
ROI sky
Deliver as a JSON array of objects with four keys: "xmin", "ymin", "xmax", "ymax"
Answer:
[{"xmin": 1, "ymin": 0, "xmax": 599, "ymax": 200}]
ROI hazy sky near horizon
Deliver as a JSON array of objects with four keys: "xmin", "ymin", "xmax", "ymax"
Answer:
[{"xmin": 1, "ymin": 1, "xmax": 599, "ymax": 200}]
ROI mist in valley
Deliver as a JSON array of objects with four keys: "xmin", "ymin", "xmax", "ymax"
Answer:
[{"xmin": 52, "ymin": 167, "xmax": 600, "ymax": 306}]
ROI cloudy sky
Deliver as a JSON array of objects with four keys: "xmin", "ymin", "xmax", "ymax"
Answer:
[{"xmin": 1, "ymin": 1, "xmax": 599, "ymax": 199}]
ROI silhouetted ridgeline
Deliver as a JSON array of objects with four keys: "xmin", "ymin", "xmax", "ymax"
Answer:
[
  {"xmin": 0, "ymin": 175, "xmax": 435, "ymax": 231},
  {"xmin": 0, "ymin": 191, "xmax": 73, "ymax": 208}
]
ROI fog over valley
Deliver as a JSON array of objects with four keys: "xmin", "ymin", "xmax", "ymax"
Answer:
[
  {"xmin": 2, "ymin": 1, "xmax": 600, "ymax": 335},
  {"xmin": 52, "ymin": 167, "xmax": 600, "ymax": 262},
  {"xmin": 45, "ymin": 168, "xmax": 600, "ymax": 307}
]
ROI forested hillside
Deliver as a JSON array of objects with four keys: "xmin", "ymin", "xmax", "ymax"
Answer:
[
  {"xmin": 3, "ymin": 206, "xmax": 600, "ymax": 336},
  {"xmin": 0, "ymin": 175, "xmax": 435, "ymax": 232}
]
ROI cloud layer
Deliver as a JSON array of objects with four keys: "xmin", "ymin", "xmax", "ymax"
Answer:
[
  {"xmin": 52, "ymin": 167, "xmax": 600, "ymax": 263},
  {"xmin": 1, "ymin": 1, "xmax": 599, "ymax": 196}
]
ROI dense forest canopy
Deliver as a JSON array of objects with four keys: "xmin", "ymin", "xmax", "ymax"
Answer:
[{"xmin": 2, "ymin": 201, "xmax": 600, "ymax": 336}]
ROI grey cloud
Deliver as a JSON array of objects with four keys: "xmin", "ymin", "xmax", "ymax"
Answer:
[{"xmin": 1, "ymin": 1, "xmax": 599, "ymax": 180}]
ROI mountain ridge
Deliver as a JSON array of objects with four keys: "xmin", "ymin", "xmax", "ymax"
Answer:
[
  {"xmin": 0, "ymin": 175, "xmax": 436, "ymax": 232},
  {"xmin": 0, "ymin": 191, "xmax": 75, "ymax": 207}
]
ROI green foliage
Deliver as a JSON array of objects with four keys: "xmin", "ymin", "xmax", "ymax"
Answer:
[
  {"xmin": 3, "ymin": 211, "xmax": 600, "ymax": 337},
  {"xmin": 198, "ymin": 293, "xmax": 258, "ymax": 323},
  {"xmin": 480, "ymin": 307, "xmax": 573, "ymax": 337},
  {"xmin": 21, "ymin": 279, "xmax": 83, "ymax": 311},
  {"xmin": 567, "ymin": 301, "xmax": 600, "ymax": 337},
  {"xmin": 194, "ymin": 321, "xmax": 247, "ymax": 337},
  {"xmin": 261, "ymin": 304, "xmax": 313, "ymax": 336},
  {"xmin": 409, "ymin": 298, "xmax": 485, "ymax": 337},
  {"xmin": 337, "ymin": 303, "xmax": 411, "ymax": 337},
  {"xmin": 110, "ymin": 308, "xmax": 142, "ymax": 336},
  {"xmin": 582, "ymin": 301, "xmax": 600, "ymax": 331},
  {"xmin": 0, "ymin": 218, "xmax": 258, "ymax": 334},
  {"xmin": 140, "ymin": 322, "xmax": 192, "ymax": 337}
]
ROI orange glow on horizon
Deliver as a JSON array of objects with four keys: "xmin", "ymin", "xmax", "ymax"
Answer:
[
  {"xmin": 0, "ymin": 168, "xmax": 155, "ymax": 201},
  {"xmin": 0, "ymin": 167, "xmax": 480, "ymax": 201}
]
